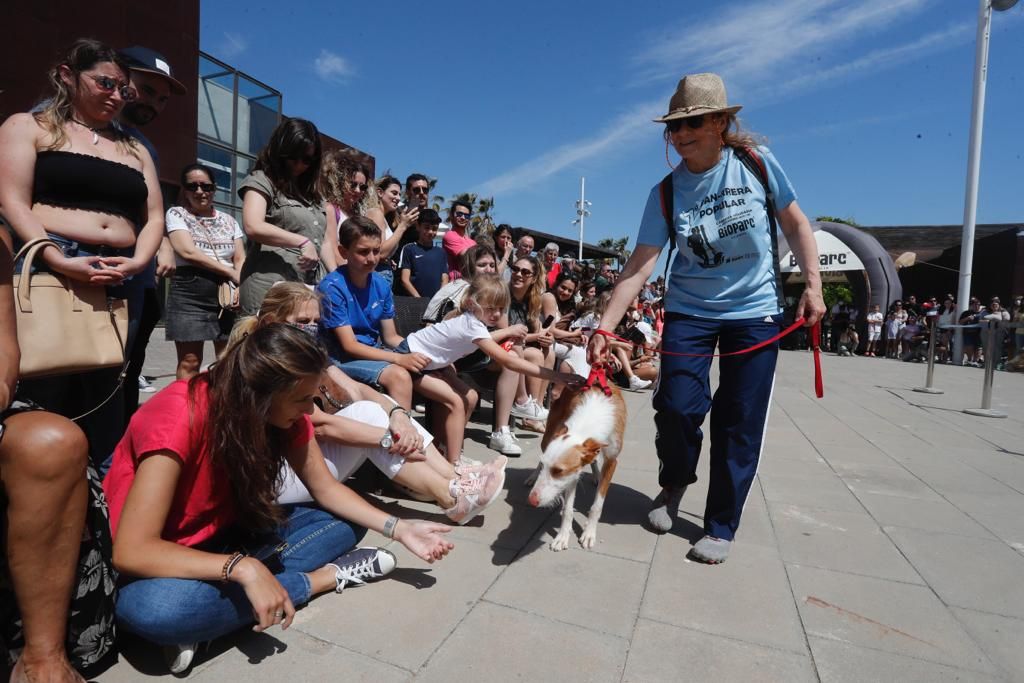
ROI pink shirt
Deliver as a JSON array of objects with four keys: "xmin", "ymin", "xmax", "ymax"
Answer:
[{"xmin": 442, "ymin": 229, "xmax": 476, "ymax": 281}]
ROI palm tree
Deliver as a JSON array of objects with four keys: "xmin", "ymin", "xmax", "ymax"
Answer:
[{"xmin": 598, "ymin": 236, "xmax": 631, "ymax": 264}]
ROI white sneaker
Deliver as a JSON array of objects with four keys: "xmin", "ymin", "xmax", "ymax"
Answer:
[
  {"xmin": 138, "ymin": 375, "xmax": 157, "ymax": 393},
  {"xmin": 163, "ymin": 642, "xmax": 197, "ymax": 674},
  {"xmin": 511, "ymin": 397, "xmax": 548, "ymax": 420},
  {"xmin": 628, "ymin": 376, "xmax": 653, "ymax": 391},
  {"xmin": 488, "ymin": 429, "xmax": 523, "ymax": 456}
]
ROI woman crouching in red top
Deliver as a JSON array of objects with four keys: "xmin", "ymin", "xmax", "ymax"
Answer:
[{"xmin": 103, "ymin": 324, "xmax": 452, "ymax": 674}]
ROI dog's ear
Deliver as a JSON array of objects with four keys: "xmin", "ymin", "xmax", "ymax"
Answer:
[{"xmin": 579, "ymin": 438, "xmax": 605, "ymax": 465}]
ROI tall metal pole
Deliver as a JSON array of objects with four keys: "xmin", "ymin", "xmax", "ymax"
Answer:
[
  {"xmin": 577, "ymin": 177, "xmax": 586, "ymax": 260},
  {"xmin": 953, "ymin": 0, "xmax": 994, "ymax": 365}
]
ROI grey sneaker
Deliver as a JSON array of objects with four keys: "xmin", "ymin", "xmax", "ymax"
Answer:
[
  {"xmin": 328, "ymin": 547, "xmax": 397, "ymax": 592},
  {"xmin": 648, "ymin": 486, "xmax": 686, "ymax": 532},
  {"xmin": 688, "ymin": 535, "xmax": 731, "ymax": 564}
]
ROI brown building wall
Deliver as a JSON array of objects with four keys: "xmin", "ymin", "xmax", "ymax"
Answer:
[{"xmin": 1, "ymin": 0, "xmax": 200, "ymax": 186}]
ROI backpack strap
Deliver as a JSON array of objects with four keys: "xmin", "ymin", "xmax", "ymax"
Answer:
[
  {"xmin": 733, "ymin": 146, "xmax": 786, "ymax": 312},
  {"xmin": 658, "ymin": 173, "xmax": 674, "ymax": 285}
]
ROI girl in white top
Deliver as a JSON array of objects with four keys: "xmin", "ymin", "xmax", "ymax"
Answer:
[{"xmin": 395, "ymin": 274, "xmax": 583, "ymax": 463}]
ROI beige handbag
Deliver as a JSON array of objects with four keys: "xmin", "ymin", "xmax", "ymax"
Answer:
[
  {"xmin": 195, "ymin": 218, "xmax": 240, "ymax": 316},
  {"xmin": 13, "ymin": 238, "xmax": 128, "ymax": 379}
]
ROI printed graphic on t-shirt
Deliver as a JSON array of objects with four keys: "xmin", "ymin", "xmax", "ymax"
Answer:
[{"xmin": 680, "ymin": 186, "xmax": 759, "ymax": 270}]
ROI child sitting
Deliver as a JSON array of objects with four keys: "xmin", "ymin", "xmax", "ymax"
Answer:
[{"xmin": 395, "ymin": 274, "xmax": 584, "ymax": 461}]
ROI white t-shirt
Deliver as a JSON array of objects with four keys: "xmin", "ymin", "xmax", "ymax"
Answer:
[
  {"xmin": 165, "ymin": 206, "xmax": 243, "ymax": 268},
  {"xmin": 867, "ymin": 311, "xmax": 883, "ymax": 335},
  {"xmin": 406, "ymin": 311, "xmax": 491, "ymax": 371}
]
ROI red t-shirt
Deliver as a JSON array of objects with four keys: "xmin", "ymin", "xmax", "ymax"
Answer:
[
  {"xmin": 545, "ymin": 261, "xmax": 561, "ymax": 289},
  {"xmin": 103, "ymin": 379, "xmax": 314, "ymax": 547},
  {"xmin": 442, "ymin": 229, "xmax": 476, "ymax": 281}
]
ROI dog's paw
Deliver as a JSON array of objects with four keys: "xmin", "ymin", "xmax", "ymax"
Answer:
[
  {"xmin": 550, "ymin": 533, "xmax": 571, "ymax": 551},
  {"xmin": 579, "ymin": 526, "xmax": 597, "ymax": 549}
]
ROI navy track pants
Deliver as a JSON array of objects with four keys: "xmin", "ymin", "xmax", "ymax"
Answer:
[{"xmin": 653, "ymin": 312, "xmax": 781, "ymax": 541}]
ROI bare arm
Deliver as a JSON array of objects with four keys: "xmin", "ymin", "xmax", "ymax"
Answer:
[
  {"xmin": 0, "ymin": 230, "xmax": 20, "ymax": 409},
  {"xmin": 120, "ymin": 146, "xmax": 164, "ymax": 275},
  {"xmin": 231, "ymin": 237, "xmax": 246, "ymax": 279},
  {"xmin": 777, "ymin": 200, "xmax": 825, "ymax": 326},
  {"xmin": 588, "ymin": 245, "xmax": 661, "ymax": 363},
  {"xmin": 378, "ymin": 317, "xmax": 405, "ymax": 350},
  {"xmin": 167, "ymin": 230, "xmax": 236, "ymax": 280},
  {"xmin": 241, "ymin": 189, "xmax": 319, "ymax": 271},
  {"xmin": 477, "ymin": 336, "xmax": 582, "ymax": 386},
  {"xmin": 399, "ymin": 268, "xmax": 420, "ymax": 297},
  {"xmin": 321, "ymin": 204, "xmax": 339, "ymax": 272}
]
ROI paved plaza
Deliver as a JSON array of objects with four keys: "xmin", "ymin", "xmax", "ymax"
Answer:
[{"xmin": 99, "ymin": 340, "xmax": 1024, "ymax": 681}]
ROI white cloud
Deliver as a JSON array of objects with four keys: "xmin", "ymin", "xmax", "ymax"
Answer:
[
  {"xmin": 477, "ymin": 100, "xmax": 661, "ymax": 196},
  {"xmin": 221, "ymin": 32, "xmax": 247, "ymax": 59},
  {"xmin": 314, "ymin": 49, "xmax": 356, "ymax": 82}
]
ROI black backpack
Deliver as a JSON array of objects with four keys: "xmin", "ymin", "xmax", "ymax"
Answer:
[{"xmin": 658, "ymin": 146, "xmax": 785, "ymax": 310}]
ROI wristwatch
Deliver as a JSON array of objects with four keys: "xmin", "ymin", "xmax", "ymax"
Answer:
[{"xmin": 379, "ymin": 430, "xmax": 393, "ymax": 449}]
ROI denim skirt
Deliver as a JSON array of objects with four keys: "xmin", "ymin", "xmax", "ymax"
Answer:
[{"xmin": 165, "ymin": 267, "xmax": 234, "ymax": 342}]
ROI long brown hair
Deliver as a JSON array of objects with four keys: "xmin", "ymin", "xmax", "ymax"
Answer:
[
  {"xmin": 35, "ymin": 38, "xmax": 137, "ymax": 157},
  {"xmin": 321, "ymin": 148, "xmax": 370, "ymax": 211},
  {"xmin": 511, "ymin": 255, "xmax": 546, "ymax": 327},
  {"xmin": 254, "ymin": 117, "xmax": 324, "ymax": 203},
  {"xmin": 192, "ymin": 323, "xmax": 328, "ymax": 530}
]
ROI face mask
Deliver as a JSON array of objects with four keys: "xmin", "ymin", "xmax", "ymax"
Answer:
[{"xmin": 289, "ymin": 322, "xmax": 319, "ymax": 337}]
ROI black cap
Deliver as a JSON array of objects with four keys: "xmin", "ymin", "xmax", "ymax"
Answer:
[{"xmin": 119, "ymin": 46, "xmax": 186, "ymax": 94}]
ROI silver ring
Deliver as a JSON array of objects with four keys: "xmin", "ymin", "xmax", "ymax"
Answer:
[{"xmin": 274, "ymin": 610, "xmax": 284, "ymax": 618}]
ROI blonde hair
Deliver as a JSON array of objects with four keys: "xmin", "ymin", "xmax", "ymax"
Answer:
[
  {"xmin": 459, "ymin": 274, "xmax": 510, "ymax": 315},
  {"xmin": 661, "ymin": 112, "xmax": 764, "ymax": 150},
  {"xmin": 226, "ymin": 282, "xmax": 321, "ymax": 352},
  {"xmin": 35, "ymin": 39, "xmax": 138, "ymax": 158}
]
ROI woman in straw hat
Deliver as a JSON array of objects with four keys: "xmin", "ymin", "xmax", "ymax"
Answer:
[{"xmin": 588, "ymin": 73, "xmax": 825, "ymax": 564}]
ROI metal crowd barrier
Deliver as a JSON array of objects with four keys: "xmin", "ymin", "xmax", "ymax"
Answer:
[{"xmin": 914, "ymin": 320, "xmax": 1023, "ymax": 418}]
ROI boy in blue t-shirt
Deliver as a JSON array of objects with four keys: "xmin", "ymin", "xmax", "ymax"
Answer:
[{"xmin": 397, "ymin": 209, "xmax": 448, "ymax": 298}]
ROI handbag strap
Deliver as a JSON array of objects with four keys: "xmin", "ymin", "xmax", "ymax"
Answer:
[
  {"xmin": 192, "ymin": 214, "xmax": 230, "ymax": 267},
  {"xmin": 69, "ymin": 298, "xmax": 129, "ymax": 422},
  {"xmin": 14, "ymin": 238, "xmax": 67, "ymax": 313}
]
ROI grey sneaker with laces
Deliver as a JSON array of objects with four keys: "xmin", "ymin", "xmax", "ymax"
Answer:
[{"xmin": 328, "ymin": 547, "xmax": 397, "ymax": 593}]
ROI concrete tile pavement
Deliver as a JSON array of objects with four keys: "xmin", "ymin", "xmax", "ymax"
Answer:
[{"xmin": 100, "ymin": 340, "xmax": 1024, "ymax": 681}]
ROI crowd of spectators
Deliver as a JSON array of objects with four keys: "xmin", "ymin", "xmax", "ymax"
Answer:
[
  {"xmin": 0, "ymin": 38, "xmax": 671, "ymax": 681},
  {"xmin": 817, "ymin": 293, "xmax": 1024, "ymax": 370}
]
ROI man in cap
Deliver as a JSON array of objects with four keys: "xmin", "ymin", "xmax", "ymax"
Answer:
[{"xmin": 117, "ymin": 46, "xmax": 186, "ymax": 418}]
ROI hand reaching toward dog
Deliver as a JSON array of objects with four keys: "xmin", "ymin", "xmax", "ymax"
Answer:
[{"xmin": 395, "ymin": 520, "xmax": 453, "ymax": 563}]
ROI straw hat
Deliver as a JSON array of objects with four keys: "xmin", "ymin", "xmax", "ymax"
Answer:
[{"xmin": 653, "ymin": 73, "xmax": 742, "ymax": 123}]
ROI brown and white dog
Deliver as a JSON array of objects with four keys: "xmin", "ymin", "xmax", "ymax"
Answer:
[{"xmin": 526, "ymin": 380, "xmax": 627, "ymax": 551}]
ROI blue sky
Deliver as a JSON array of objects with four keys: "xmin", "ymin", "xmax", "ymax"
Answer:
[{"xmin": 202, "ymin": 0, "xmax": 1023, "ymax": 251}]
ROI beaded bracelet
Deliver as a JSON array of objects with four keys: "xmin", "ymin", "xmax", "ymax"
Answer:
[{"xmin": 221, "ymin": 551, "xmax": 245, "ymax": 582}]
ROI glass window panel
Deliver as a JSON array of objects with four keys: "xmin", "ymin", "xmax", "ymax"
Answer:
[
  {"xmin": 198, "ymin": 56, "xmax": 235, "ymax": 145},
  {"xmin": 196, "ymin": 142, "xmax": 233, "ymax": 206},
  {"xmin": 233, "ymin": 154, "xmax": 255, "ymax": 207},
  {"xmin": 236, "ymin": 76, "xmax": 280, "ymax": 155}
]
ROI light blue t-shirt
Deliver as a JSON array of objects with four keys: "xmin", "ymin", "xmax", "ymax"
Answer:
[
  {"xmin": 317, "ymin": 266, "xmax": 395, "ymax": 360},
  {"xmin": 636, "ymin": 146, "xmax": 796, "ymax": 320}
]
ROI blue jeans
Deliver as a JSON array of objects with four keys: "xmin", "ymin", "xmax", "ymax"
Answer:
[
  {"xmin": 115, "ymin": 505, "xmax": 366, "ymax": 646},
  {"xmin": 653, "ymin": 313, "xmax": 781, "ymax": 541}
]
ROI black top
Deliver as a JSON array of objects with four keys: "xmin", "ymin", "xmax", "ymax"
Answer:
[{"xmin": 33, "ymin": 151, "xmax": 148, "ymax": 227}]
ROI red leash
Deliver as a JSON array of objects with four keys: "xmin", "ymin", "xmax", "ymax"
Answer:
[{"xmin": 591, "ymin": 317, "xmax": 824, "ymax": 398}]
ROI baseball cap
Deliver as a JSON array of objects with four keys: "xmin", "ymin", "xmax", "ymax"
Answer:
[{"xmin": 119, "ymin": 46, "xmax": 186, "ymax": 94}]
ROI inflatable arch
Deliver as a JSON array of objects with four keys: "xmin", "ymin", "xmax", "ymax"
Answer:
[{"xmin": 778, "ymin": 220, "xmax": 902, "ymax": 316}]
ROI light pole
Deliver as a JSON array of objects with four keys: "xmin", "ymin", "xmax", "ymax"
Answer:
[
  {"xmin": 572, "ymin": 176, "xmax": 591, "ymax": 260},
  {"xmin": 953, "ymin": 0, "xmax": 1018, "ymax": 364}
]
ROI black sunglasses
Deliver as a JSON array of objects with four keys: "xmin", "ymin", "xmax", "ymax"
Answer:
[
  {"xmin": 409, "ymin": 186, "xmax": 429, "ymax": 195},
  {"xmin": 347, "ymin": 180, "xmax": 369, "ymax": 192},
  {"xmin": 184, "ymin": 182, "xmax": 216, "ymax": 193},
  {"xmin": 666, "ymin": 114, "xmax": 707, "ymax": 133},
  {"xmin": 509, "ymin": 265, "xmax": 534, "ymax": 277},
  {"xmin": 453, "ymin": 211, "xmax": 472, "ymax": 219},
  {"xmin": 284, "ymin": 154, "xmax": 316, "ymax": 165}
]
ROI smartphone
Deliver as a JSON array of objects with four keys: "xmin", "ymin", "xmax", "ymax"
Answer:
[{"xmin": 542, "ymin": 315, "xmax": 555, "ymax": 328}]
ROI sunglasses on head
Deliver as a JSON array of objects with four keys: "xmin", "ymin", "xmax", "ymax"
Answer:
[
  {"xmin": 509, "ymin": 265, "xmax": 534, "ymax": 277},
  {"xmin": 347, "ymin": 180, "xmax": 368, "ymax": 192},
  {"xmin": 409, "ymin": 186, "xmax": 429, "ymax": 195},
  {"xmin": 88, "ymin": 74, "xmax": 135, "ymax": 102},
  {"xmin": 666, "ymin": 114, "xmax": 707, "ymax": 133},
  {"xmin": 184, "ymin": 182, "xmax": 216, "ymax": 193},
  {"xmin": 284, "ymin": 154, "xmax": 316, "ymax": 165}
]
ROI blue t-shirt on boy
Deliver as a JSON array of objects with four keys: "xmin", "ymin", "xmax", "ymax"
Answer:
[
  {"xmin": 317, "ymin": 265, "xmax": 395, "ymax": 361},
  {"xmin": 397, "ymin": 242, "xmax": 447, "ymax": 299},
  {"xmin": 635, "ymin": 145, "xmax": 797, "ymax": 320}
]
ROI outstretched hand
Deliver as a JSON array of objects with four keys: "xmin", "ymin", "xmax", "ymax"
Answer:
[{"xmin": 396, "ymin": 520, "xmax": 454, "ymax": 563}]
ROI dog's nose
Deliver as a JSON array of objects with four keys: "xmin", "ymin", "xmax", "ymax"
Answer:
[{"xmin": 527, "ymin": 491, "xmax": 539, "ymax": 507}]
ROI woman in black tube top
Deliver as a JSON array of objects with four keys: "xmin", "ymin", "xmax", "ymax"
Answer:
[{"xmin": 0, "ymin": 38, "xmax": 165, "ymax": 465}]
